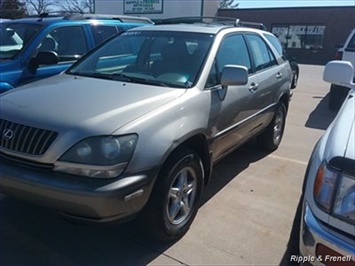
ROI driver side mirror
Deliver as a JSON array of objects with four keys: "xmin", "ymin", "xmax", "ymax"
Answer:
[
  {"xmin": 30, "ymin": 51, "xmax": 59, "ymax": 68},
  {"xmin": 221, "ymin": 65, "xmax": 248, "ymax": 86},
  {"xmin": 323, "ymin": 60, "xmax": 354, "ymax": 90}
]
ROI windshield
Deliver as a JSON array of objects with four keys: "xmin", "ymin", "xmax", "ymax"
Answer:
[
  {"xmin": 0, "ymin": 23, "xmax": 41, "ymax": 60},
  {"xmin": 68, "ymin": 30, "xmax": 214, "ymax": 88}
]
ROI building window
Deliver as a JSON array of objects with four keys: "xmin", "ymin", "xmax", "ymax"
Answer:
[{"xmin": 272, "ymin": 24, "xmax": 326, "ymax": 50}]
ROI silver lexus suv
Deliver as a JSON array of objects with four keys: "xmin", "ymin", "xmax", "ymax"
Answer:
[{"xmin": 0, "ymin": 20, "xmax": 292, "ymax": 241}]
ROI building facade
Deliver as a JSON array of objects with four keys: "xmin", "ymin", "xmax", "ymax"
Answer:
[
  {"xmin": 94, "ymin": 2, "xmax": 354, "ymax": 65},
  {"xmin": 95, "ymin": 0, "xmax": 219, "ymax": 19},
  {"xmin": 219, "ymin": 6, "xmax": 355, "ymax": 64}
]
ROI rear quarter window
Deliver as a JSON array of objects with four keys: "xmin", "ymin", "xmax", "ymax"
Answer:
[{"xmin": 264, "ymin": 33, "xmax": 284, "ymax": 57}]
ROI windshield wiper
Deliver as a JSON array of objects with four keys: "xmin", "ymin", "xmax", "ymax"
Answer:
[
  {"xmin": 111, "ymin": 73, "xmax": 172, "ymax": 87},
  {"xmin": 110, "ymin": 73, "xmax": 134, "ymax": 82},
  {"xmin": 69, "ymin": 71, "xmax": 186, "ymax": 88},
  {"xmin": 69, "ymin": 71, "xmax": 131, "ymax": 81}
]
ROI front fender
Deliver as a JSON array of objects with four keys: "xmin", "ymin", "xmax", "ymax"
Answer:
[
  {"xmin": 118, "ymin": 88, "xmax": 210, "ymax": 173},
  {"xmin": 0, "ymin": 82, "xmax": 14, "ymax": 93}
]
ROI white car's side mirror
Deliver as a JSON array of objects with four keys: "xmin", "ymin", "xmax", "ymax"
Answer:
[{"xmin": 323, "ymin": 60, "xmax": 354, "ymax": 90}]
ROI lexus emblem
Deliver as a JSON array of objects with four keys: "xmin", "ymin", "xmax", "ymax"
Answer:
[{"xmin": 2, "ymin": 128, "xmax": 13, "ymax": 141}]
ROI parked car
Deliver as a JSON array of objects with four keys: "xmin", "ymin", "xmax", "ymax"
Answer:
[
  {"xmin": 289, "ymin": 58, "xmax": 299, "ymax": 89},
  {"xmin": 262, "ymin": 31, "xmax": 299, "ymax": 89},
  {"xmin": 329, "ymin": 28, "xmax": 355, "ymax": 111},
  {"xmin": 0, "ymin": 13, "xmax": 153, "ymax": 93},
  {"xmin": 0, "ymin": 20, "xmax": 292, "ymax": 241},
  {"xmin": 299, "ymin": 61, "xmax": 354, "ymax": 265}
]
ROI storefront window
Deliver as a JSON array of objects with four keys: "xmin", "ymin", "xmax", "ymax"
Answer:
[{"xmin": 272, "ymin": 24, "xmax": 326, "ymax": 50}]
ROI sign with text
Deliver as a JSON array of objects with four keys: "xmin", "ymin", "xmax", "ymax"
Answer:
[
  {"xmin": 272, "ymin": 24, "xmax": 326, "ymax": 50},
  {"xmin": 124, "ymin": 0, "xmax": 163, "ymax": 14}
]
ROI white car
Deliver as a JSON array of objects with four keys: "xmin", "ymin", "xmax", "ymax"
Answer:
[{"xmin": 299, "ymin": 61, "xmax": 354, "ymax": 265}]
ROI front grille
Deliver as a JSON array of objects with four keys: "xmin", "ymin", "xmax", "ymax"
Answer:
[
  {"xmin": 0, "ymin": 119, "xmax": 58, "ymax": 156},
  {"xmin": 0, "ymin": 151, "xmax": 53, "ymax": 170}
]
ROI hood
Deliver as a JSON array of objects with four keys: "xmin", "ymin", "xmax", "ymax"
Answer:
[
  {"xmin": 0, "ymin": 74, "xmax": 186, "ymax": 136},
  {"xmin": 324, "ymin": 94, "xmax": 355, "ymax": 161}
]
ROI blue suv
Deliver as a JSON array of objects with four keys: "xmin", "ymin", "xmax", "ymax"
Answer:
[{"xmin": 0, "ymin": 14, "xmax": 153, "ymax": 93}]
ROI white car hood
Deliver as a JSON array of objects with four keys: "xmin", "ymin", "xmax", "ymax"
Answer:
[
  {"xmin": 324, "ymin": 94, "xmax": 355, "ymax": 161},
  {"xmin": 345, "ymin": 122, "xmax": 354, "ymax": 159}
]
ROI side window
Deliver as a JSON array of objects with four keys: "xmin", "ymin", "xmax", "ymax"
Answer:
[
  {"xmin": 38, "ymin": 26, "xmax": 88, "ymax": 63},
  {"xmin": 246, "ymin": 34, "xmax": 277, "ymax": 71},
  {"xmin": 346, "ymin": 33, "xmax": 355, "ymax": 50},
  {"xmin": 216, "ymin": 34, "xmax": 251, "ymax": 73},
  {"xmin": 91, "ymin": 25, "xmax": 120, "ymax": 45},
  {"xmin": 206, "ymin": 34, "xmax": 251, "ymax": 87}
]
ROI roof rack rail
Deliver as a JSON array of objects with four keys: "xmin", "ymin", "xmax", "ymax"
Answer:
[
  {"xmin": 27, "ymin": 12, "xmax": 81, "ymax": 21},
  {"xmin": 65, "ymin": 13, "xmax": 154, "ymax": 24},
  {"xmin": 234, "ymin": 19, "xmax": 266, "ymax": 30},
  {"xmin": 27, "ymin": 12, "xmax": 66, "ymax": 20},
  {"xmin": 154, "ymin": 16, "xmax": 266, "ymax": 30}
]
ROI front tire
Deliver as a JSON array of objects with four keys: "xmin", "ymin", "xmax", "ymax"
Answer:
[
  {"xmin": 138, "ymin": 148, "xmax": 204, "ymax": 242},
  {"xmin": 291, "ymin": 72, "xmax": 298, "ymax": 89},
  {"xmin": 257, "ymin": 103, "xmax": 286, "ymax": 151}
]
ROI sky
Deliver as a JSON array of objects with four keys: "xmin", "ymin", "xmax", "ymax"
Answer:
[{"xmin": 234, "ymin": 0, "xmax": 355, "ymax": 9}]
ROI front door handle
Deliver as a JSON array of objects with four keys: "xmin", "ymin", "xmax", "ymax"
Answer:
[
  {"xmin": 249, "ymin": 82, "xmax": 259, "ymax": 93},
  {"xmin": 276, "ymin": 72, "xmax": 283, "ymax": 79}
]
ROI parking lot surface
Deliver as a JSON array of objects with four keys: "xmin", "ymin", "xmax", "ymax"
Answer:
[{"xmin": 0, "ymin": 64, "xmax": 337, "ymax": 265}]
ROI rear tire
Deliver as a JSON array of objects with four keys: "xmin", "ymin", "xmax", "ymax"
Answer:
[
  {"xmin": 257, "ymin": 103, "xmax": 286, "ymax": 151},
  {"xmin": 138, "ymin": 147, "xmax": 204, "ymax": 242}
]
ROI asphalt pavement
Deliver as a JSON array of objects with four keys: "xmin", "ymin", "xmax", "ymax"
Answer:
[{"xmin": 0, "ymin": 64, "xmax": 337, "ymax": 266}]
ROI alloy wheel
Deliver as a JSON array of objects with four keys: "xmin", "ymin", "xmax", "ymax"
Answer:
[{"xmin": 166, "ymin": 166, "xmax": 197, "ymax": 225}]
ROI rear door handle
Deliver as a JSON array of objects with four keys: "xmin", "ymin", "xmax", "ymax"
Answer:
[
  {"xmin": 249, "ymin": 82, "xmax": 259, "ymax": 93},
  {"xmin": 276, "ymin": 72, "xmax": 283, "ymax": 79}
]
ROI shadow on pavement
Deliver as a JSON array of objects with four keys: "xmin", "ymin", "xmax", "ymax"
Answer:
[
  {"xmin": 0, "ymin": 141, "xmax": 271, "ymax": 266},
  {"xmin": 0, "ymin": 197, "xmax": 174, "ymax": 266},
  {"xmin": 279, "ymin": 194, "xmax": 303, "ymax": 266},
  {"xmin": 0, "ymin": 198, "xmax": 170, "ymax": 265},
  {"xmin": 305, "ymin": 93, "xmax": 337, "ymax": 130},
  {"xmin": 201, "ymin": 140, "xmax": 270, "ymax": 206}
]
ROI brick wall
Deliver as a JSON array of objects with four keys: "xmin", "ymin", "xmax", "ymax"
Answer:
[{"xmin": 218, "ymin": 6, "xmax": 355, "ymax": 65}]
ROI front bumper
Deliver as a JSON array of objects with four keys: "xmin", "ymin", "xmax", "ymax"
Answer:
[
  {"xmin": 0, "ymin": 156, "xmax": 158, "ymax": 221},
  {"xmin": 299, "ymin": 200, "xmax": 355, "ymax": 266}
]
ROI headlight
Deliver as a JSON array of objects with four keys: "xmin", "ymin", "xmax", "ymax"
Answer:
[
  {"xmin": 314, "ymin": 162, "xmax": 355, "ymax": 223},
  {"xmin": 54, "ymin": 134, "xmax": 138, "ymax": 178},
  {"xmin": 333, "ymin": 177, "xmax": 355, "ymax": 223}
]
